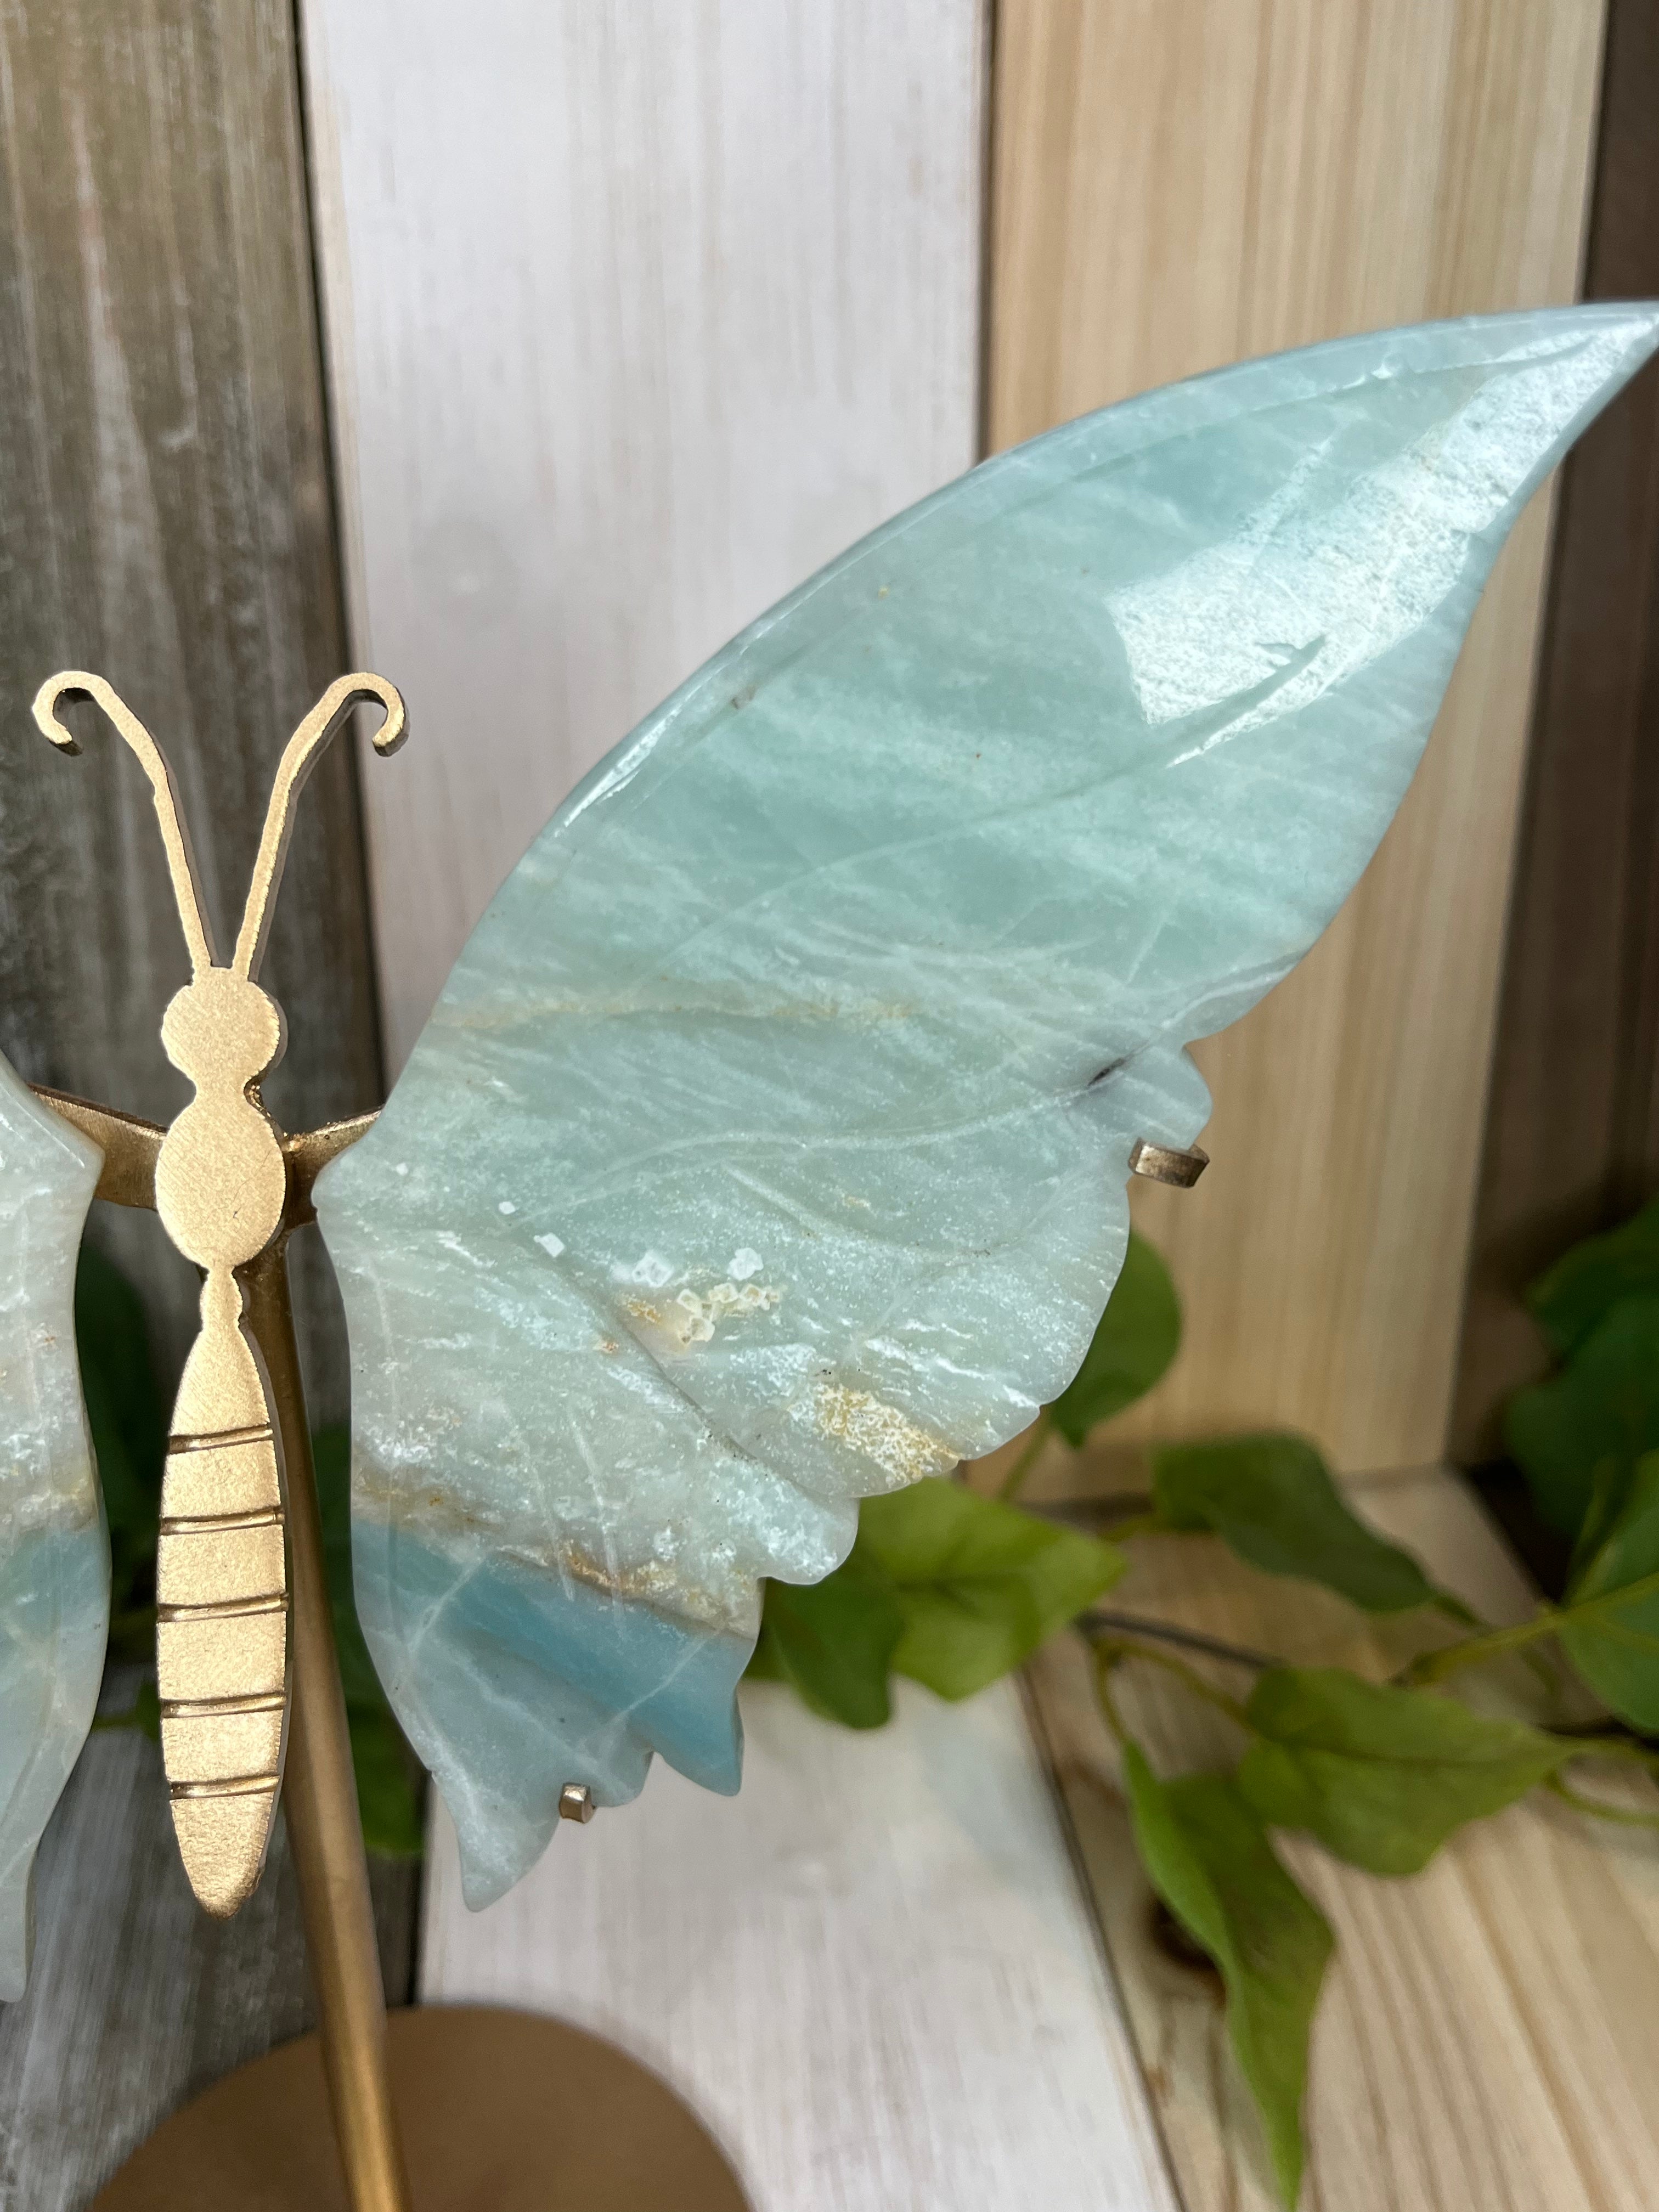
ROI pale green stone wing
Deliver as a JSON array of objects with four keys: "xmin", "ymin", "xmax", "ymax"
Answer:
[
  {"xmin": 316, "ymin": 305, "xmax": 1659, "ymax": 1908},
  {"xmin": 0, "ymin": 1056, "xmax": 105, "ymax": 1997}
]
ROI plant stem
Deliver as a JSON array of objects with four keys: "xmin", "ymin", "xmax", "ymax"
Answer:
[
  {"xmin": 1406, "ymin": 1565, "xmax": 1659, "ymax": 1687},
  {"xmin": 1549, "ymin": 1731, "xmax": 1659, "ymax": 1781},
  {"xmin": 1088, "ymin": 1629, "xmax": 1253, "ymax": 1728},
  {"xmin": 1094, "ymin": 1511, "xmax": 1166, "ymax": 1544},
  {"xmin": 1545, "ymin": 1772, "xmax": 1659, "ymax": 1831},
  {"xmin": 1077, "ymin": 1608, "xmax": 1278, "ymax": 1672},
  {"xmin": 1402, "ymin": 1606, "xmax": 1562, "ymax": 1685},
  {"xmin": 1090, "ymin": 1643, "xmax": 1130, "ymax": 1746},
  {"xmin": 997, "ymin": 1410, "xmax": 1052, "ymax": 1502}
]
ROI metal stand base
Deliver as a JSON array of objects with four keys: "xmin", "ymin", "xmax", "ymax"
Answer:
[{"xmin": 91, "ymin": 2005, "xmax": 752, "ymax": 2211}]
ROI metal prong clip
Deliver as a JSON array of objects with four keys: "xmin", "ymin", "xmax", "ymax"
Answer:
[{"xmin": 1129, "ymin": 1139, "xmax": 1209, "ymax": 1188}]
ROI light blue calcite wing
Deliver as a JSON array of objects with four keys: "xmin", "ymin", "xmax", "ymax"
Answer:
[
  {"xmin": 0, "ymin": 1056, "xmax": 104, "ymax": 1997},
  {"xmin": 317, "ymin": 305, "xmax": 1659, "ymax": 1908}
]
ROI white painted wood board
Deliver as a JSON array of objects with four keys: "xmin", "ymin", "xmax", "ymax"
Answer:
[
  {"xmin": 298, "ymin": 0, "xmax": 988, "ymax": 1067},
  {"xmin": 420, "ymin": 1676, "xmax": 1180, "ymax": 2212}
]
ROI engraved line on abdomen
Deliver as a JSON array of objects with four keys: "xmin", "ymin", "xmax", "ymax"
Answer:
[
  {"xmin": 156, "ymin": 1593, "xmax": 287, "ymax": 1622},
  {"xmin": 161, "ymin": 1690, "xmax": 288, "ymax": 1719},
  {"xmin": 167, "ymin": 1424, "xmax": 275, "ymax": 1456},
  {"xmin": 160, "ymin": 1506, "xmax": 284, "ymax": 1534},
  {"xmin": 168, "ymin": 1774, "xmax": 280, "ymax": 1801}
]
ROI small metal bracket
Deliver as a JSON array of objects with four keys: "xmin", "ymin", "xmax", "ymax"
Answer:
[
  {"xmin": 1129, "ymin": 1138, "xmax": 1209, "ymax": 1189},
  {"xmin": 559, "ymin": 1784, "xmax": 596, "ymax": 1824}
]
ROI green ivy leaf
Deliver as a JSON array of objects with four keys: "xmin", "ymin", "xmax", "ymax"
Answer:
[
  {"xmin": 1527, "ymin": 1198, "xmax": 1659, "ymax": 1359},
  {"xmin": 752, "ymin": 1549, "xmax": 904, "ymax": 1728},
  {"xmin": 861, "ymin": 1479, "xmax": 1125, "ymax": 1700},
  {"xmin": 74, "ymin": 1242, "xmax": 166, "ymax": 1627},
  {"xmin": 1237, "ymin": 1669, "xmax": 1565, "ymax": 1875},
  {"xmin": 1505, "ymin": 1299, "xmax": 1659, "ymax": 1542},
  {"xmin": 1151, "ymin": 1434, "xmax": 1449, "ymax": 1615},
  {"xmin": 1124, "ymin": 1746, "xmax": 1330, "ymax": 2206},
  {"xmin": 1558, "ymin": 1451, "xmax": 1659, "ymax": 1729},
  {"xmin": 348, "ymin": 1702, "xmax": 425, "ymax": 1858},
  {"xmin": 1048, "ymin": 1232, "xmax": 1182, "ymax": 1446},
  {"xmin": 92, "ymin": 1675, "xmax": 161, "ymax": 1742}
]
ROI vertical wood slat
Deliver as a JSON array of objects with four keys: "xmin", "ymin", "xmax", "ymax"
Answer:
[
  {"xmin": 418, "ymin": 1678, "xmax": 1181, "ymax": 2212},
  {"xmin": 1452, "ymin": 0, "xmax": 1659, "ymax": 1461},
  {"xmin": 989, "ymin": 0, "xmax": 1609, "ymax": 1474},
  {"xmin": 0, "ymin": 4, "xmax": 399, "ymax": 2199},
  {"xmin": 0, "ymin": 0, "xmax": 382, "ymax": 1414},
  {"xmin": 298, "ymin": 0, "xmax": 990, "ymax": 1070}
]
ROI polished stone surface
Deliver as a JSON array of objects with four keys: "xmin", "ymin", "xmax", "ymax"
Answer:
[
  {"xmin": 0, "ymin": 1059, "xmax": 104, "ymax": 1997},
  {"xmin": 317, "ymin": 305, "xmax": 1659, "ymax": 1908}
]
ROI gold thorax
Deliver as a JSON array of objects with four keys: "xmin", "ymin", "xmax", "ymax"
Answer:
[{"xmin": 32, "ymin": 672, "xmax": 405, "ymax": 1917}]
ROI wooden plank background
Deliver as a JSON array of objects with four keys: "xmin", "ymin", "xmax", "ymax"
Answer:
[
  {"xmin": 3, "ymin": 0, "xmax": 1654, "ymax": 2204},
  {"xmin": 298, "ymin": 0, "xmax": 991, "ymax": 1069},
  {"xmin": 0, "ymin": 0, "xmax": 383, "ymax": 1421},
  {"xmin": 420, "ymin": 1675, "xmax": 1182, "ymax": 2212},
  {"xmin": 989, "ymin": 0, "xmax": 1609, "ymax": 1474},
  {"xmin": 418, "ymin": 1467, "xmax": 1659, "ymax": 2212},
  {"xmin": 0, "ymin": 5, "xmax": 404, "ymax": 2200},
  {"xmin": 1027, "ymin": 1465, "xmax": 1659, "ymax": 2212},
  {"xmin": 1452, "ymin": 0, "xmax": 1659, "ymax": 1462}
]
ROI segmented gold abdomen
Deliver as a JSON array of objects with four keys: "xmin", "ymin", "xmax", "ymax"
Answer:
[{"xmin": 155, "ymin": 1267, "xmax": 290, "ymax": 1916}]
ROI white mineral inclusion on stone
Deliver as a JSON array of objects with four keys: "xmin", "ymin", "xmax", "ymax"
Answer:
[
  {"xmin": 0, "ymin": 1055, "xmax": 105, "ymax": 1997},
  {"xmin": 618, "ymin": 1252, "xmax": 674, "ymax": 1289},
  {"xmin": 314, "ymin": 306, "xmax": 1659, "ymax": 1912}
]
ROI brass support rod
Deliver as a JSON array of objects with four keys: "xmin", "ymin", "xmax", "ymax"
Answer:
[{"xmin": 242, "ymin": 1239, "xmax": 411, "ymax": 2212}]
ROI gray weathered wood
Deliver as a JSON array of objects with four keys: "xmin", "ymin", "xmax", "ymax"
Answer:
[
  {"xmin": 0, "ymin": 1686, "xmax": 416, "ymax": 2211},
  {"xmin": 0, "ymin": 6, "xmax": 413, "ymax": 2202},
  {"xmin": 0, "ymin": 0, "xmax": 382, "ymax": 1413}
]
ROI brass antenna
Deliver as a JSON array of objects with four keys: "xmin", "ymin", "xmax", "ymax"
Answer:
[
  {"xmin": 233, "ymin": 674, "xmax": 407, "ymax": 983},
  {"xmin": 33, "ymin": 672, "xmax": 217, "ymax": 979}
]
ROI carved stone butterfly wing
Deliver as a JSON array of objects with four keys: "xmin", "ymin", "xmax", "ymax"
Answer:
[
  {"xmin": 308, "ymin": 304, "xmax": 1658, "ymax": 1910},
  {"xmin": 0, "ymin": 1059, "xmax": 104, "ymax": 1997}
]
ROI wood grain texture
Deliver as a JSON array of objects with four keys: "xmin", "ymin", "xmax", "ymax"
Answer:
[
  {"xmin": 0, "ymin": 1685, "xmax": 416, "ymax": 2212},
  {"xmin": 1452, "ymin": 0, "xmax": 1659, "ymax": 1460},
  {"xmin": 1026, "ymin": 1465, "xmax": 1659, "ymax": 2212},
  {"xmin": 298, "ymin": 0, "xmax": 989, "ymax": 1068},
  {"xmin": 420, "ymin": 1675, "xmax": 1181, "ymax": 2212},
  {"xmin": 0, "ymin": 6, "xmax": 412, "ymax": 2198},
  {"xmin": 0, "ymin": 0, "xmax": 382, "ymax": 1414},
  {"xmin": 990, "ymin": 0, "xmax": 1607, "ymax": 1470}
]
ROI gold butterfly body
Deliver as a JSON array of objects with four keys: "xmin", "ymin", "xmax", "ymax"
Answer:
[{"xmin": 34, "ymin": 670, "xmax": 405, "ymax": 1914}]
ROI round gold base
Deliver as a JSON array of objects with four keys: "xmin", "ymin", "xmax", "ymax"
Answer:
[{"xmin": 92, "ymin": 2004, "xmax": 752, "ymax": 2211}]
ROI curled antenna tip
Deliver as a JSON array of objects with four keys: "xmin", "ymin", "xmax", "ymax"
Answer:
[
  {"xmin": 28, "ymin": 668, "xmax": 216, "ymax": 974},
  {"xmin": 230, "ymin": 672, "xmax": 409, "ymax": 980},
  {"xmin": 349, "ymin": 673, "xmax": 408, "ymax": 758},
  {"xmin": 31, "ymin": 672, "xmax": 99, "ymax": 754}
]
